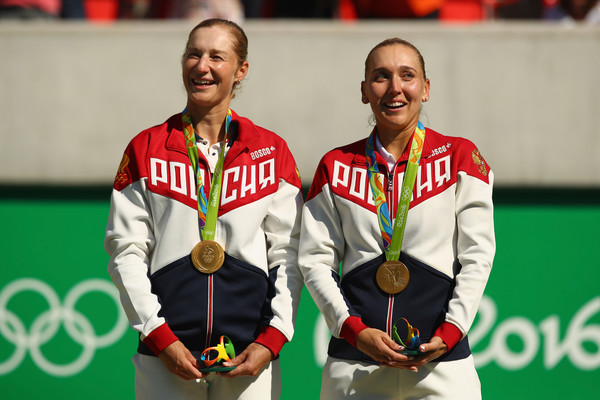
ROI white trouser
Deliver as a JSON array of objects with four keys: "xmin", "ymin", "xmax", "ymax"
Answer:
[
  {"xmin": 320, "ymin": 355, "xmax": 481, "ymax": 400},
  {"xmin": 132, "ymin": 353, "xmax": 281, "ymax": 400}
]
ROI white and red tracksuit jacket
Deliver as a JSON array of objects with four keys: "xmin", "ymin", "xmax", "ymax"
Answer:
[
  {"xmin": 105, "ymin": 110, "xmax": 303, "ymax": 359},
  {"xmin": 298, "ymin": 127, "xmax": 495, "ymax": 364}
]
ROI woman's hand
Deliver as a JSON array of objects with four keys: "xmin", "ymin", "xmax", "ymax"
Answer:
[
  {"xmin": 355, "ymin": 328, "xmax": 411, "ymax": 366},
  {"xmin": 357, "ymin": 330, "xmax": 448, "ymax": 372},
  {"xmin": 382, "ymin": 336, "xmax": 448, "ymax": 372},
  {"xmin": 408, "ymin": 336, "xmax": 448, "ymax": 367},
  {"xmin": 218, "ymin": 342, "xmax": 273, "ymax": 378},
  {"xmin": 158, "ymin": 340, "xmax": 206, "ymax": 381}
]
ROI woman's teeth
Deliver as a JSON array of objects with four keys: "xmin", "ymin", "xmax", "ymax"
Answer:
[{"xmin": 386, "ymin": 102, "xmax": 406, "ymax": 109}]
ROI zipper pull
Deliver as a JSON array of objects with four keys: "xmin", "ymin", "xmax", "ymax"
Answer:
[{"xmin": 387, "ymin": 173, "xmax": 393, "ymax": 192}]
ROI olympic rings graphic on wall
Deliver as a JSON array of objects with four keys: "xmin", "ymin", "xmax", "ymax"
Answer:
[{"xmin": 0, "ymin": 278, "xmax": 128, "ymax": 377}]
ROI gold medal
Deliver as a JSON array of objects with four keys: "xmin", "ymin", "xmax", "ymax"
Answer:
[
  {"xmin": 191, "ymin": 240, "xmax": 225, "ymax": 274},
  {"xmin": 376, "ymin": 260, "xmax": 410, "ymax": 294}
]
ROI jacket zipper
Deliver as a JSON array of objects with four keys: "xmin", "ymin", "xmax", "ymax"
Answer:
[
  {"xmin": 386, "ymin": 169, "xmax": 395, "ymax": 336},
  {"xmin": 387, "ymin": 170, "xmax": 394, "ymax": 217},
  {"xmin": 197, "ymin": 153, "xmax": 214, "ymax": 348}
]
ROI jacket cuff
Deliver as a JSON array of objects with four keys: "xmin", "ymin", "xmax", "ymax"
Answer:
[
  {"xmin": 434, "ymin": 322, "xmax": 463, "ymax": 351},
  {"xmin": 255, "ymin": 326, "xmax": 288, "ymax": 359},
  {"xmin": 340, "ymin": 316, "xmax": 369, "ymax": 347},
  {"xmin": 143, "ymin": 323, "xmax": 179, "ymax": 356}
]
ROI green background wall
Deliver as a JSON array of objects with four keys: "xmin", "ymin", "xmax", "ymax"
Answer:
[{"xmin": 1, "ymin": 187, "xmax": 599, "ymax": 399}]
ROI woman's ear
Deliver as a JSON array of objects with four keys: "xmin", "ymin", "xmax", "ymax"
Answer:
[
  {"xmin": 361, "ymin": 81, "xmax": 369, "ymax": 104},
  {"xmin": 236, "ymin": 60, "xmax": 249, "ymax": 82}
]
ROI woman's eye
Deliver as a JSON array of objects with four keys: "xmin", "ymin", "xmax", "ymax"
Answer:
[{"xmin": 402, "ymin": 72, "xmax": 415, "ymax": 80}]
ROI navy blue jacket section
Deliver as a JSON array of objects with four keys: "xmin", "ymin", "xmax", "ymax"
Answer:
[
  {"xmin": 138, "ymin": 252, "xmax": 278, "ymax": 358},
  {"xmin": 328, "ymin": 253, "xmax": 471, "ymax": 364}
]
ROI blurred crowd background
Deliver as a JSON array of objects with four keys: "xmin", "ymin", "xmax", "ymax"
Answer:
[{"xmin": 0, "ymin": 0, "xmax": 599, "ymax": 25}]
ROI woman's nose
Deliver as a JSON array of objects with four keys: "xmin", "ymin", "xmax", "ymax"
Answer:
[
  {"xmin": 195, "ymin": 56, "xmax": 209, "ymax": 72},
  {"xmin": 388, "ymin": 76, "xmax": 402, "ymax": 94}
]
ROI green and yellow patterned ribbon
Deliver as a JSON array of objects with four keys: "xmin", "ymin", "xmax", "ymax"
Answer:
[
  {"xmin": 181, "ymin": 108, "xmax": 232, "ymax": 241},
  {"xmin": 365, "ymin": 121, "xmax": 426, "ymax": 261}
]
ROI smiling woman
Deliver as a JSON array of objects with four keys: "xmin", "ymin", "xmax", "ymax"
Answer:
[
  {"xmin": 104, "ymin": 18, "xmax": 304, "ymax": 400},
  {"xmin": 181, "ymin": 19, "xmax": 249, "ymax": 145},
  {"xmin": 360, "ymin": 38, "xmax": 430, "ymax": 160},
  {"xmin": 298, "ymin": 38, "xmax": 496, "ymax": 400},
  {"xmin": 181, "ymin": 20, "xmax": 248, "ymax": 138}
]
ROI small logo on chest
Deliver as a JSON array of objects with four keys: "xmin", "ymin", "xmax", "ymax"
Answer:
[{"xmin": 250, "ymin": 146, "xmax": 276, "ymax": 160}]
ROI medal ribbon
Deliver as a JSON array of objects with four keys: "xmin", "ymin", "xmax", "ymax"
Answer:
[
  {"xmin": 182, "ymin": 108, "xmax": 232, "ymax": 241},
  {"xmin": 365, "ymin": 121, "xmax": 426, "ymax": 261}
]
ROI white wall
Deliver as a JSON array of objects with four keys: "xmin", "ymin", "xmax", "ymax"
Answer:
[{"xmin": 1, "ymin": 21, "xmax": 599, "ymax": 186}]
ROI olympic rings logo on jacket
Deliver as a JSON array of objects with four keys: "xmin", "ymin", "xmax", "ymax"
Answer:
[{"xmin": 0, "ymin": 278, "xmax": 128, "ymax": 377}]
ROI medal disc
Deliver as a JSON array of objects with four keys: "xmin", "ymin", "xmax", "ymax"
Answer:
[
  {"xmin": 191, "ymin": 240, "xmax": 225, "ymax": 274},
  {"xmin": 376, "ymin": 260, "xmax": 410, "ymax": 294}
]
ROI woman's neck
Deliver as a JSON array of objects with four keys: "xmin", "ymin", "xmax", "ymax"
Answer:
[
  {"xmin": 377, "ymin": 123, "xmax": 416, "ymax": 161},
  {"xmin": 187, "ymin": 102, "xmax": 230, "ymax": 146}
]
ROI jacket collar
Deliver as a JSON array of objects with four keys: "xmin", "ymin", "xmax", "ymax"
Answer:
[
  {"xmin": 351, "ymin": 125, "xmax": 435, "ymax": 170},
  {"xmin": 165, "ymin": 109, "xmax": 261, "ymax": 167}
]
